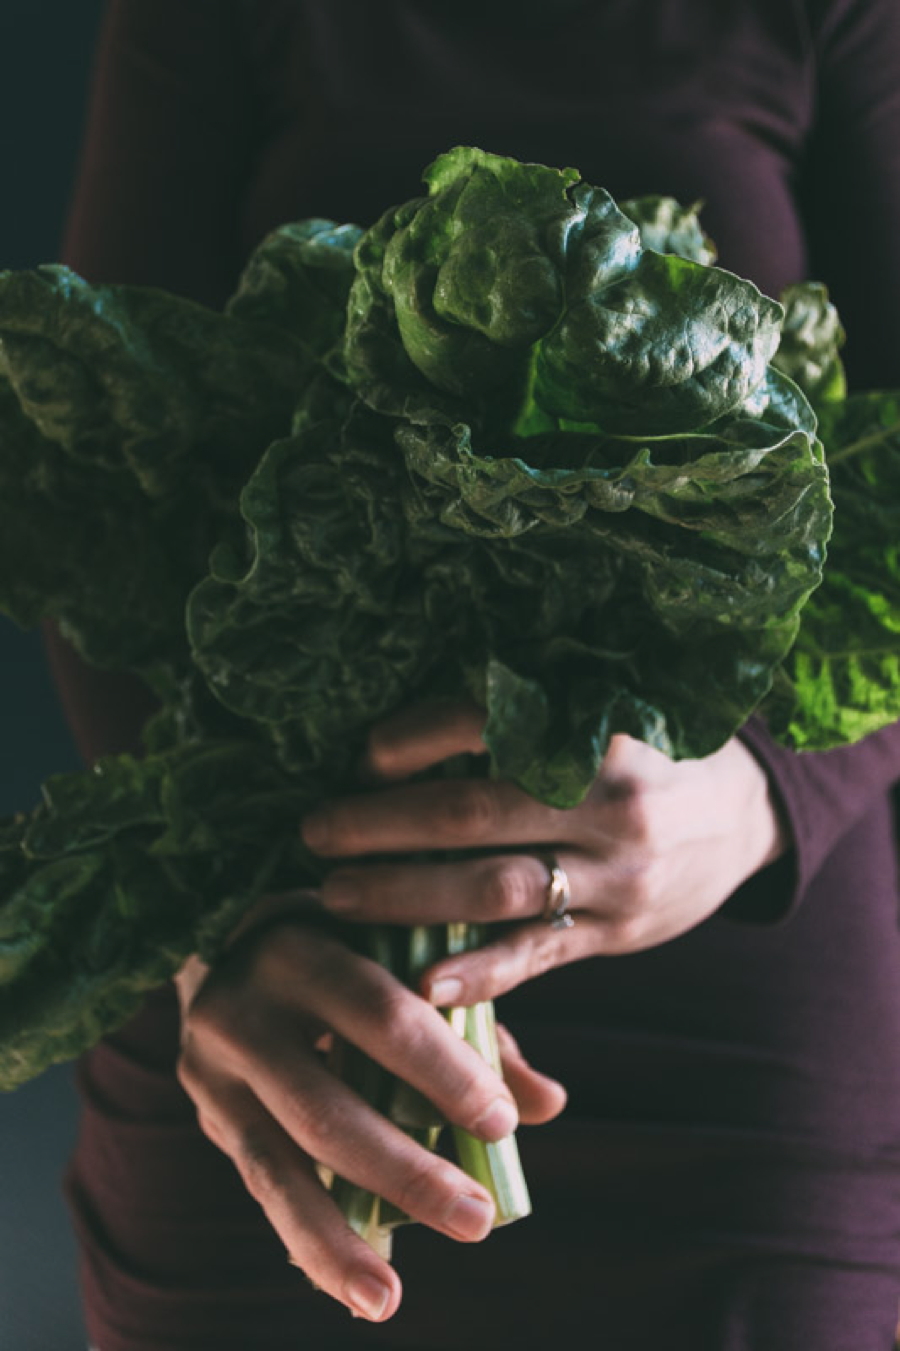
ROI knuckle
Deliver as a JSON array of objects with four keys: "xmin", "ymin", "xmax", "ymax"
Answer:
[
  {"xmin": 441, "ymin": 1055, "xmax": 495, "ymax": 1122},
  {"xmin": 235, "ymin": 1126, "xmax": 288, "ymax": 1202},
  {"xmin": 465, "ymin": 944, "xmax": 506, "ymax": 990},
  {"xmin": 618, "ymin": 861, "xmax": 655, "ymax": 916},
  {"xmin": 436, "ymin": 782, "xmax": 498, "ymax": 843},
  {"xmin": 614, "ymin": 786, "xmax": 656, "ymax": 848},
  {"xmin": 395, "ymin": 1153, "xmax": 456, "ymax": 1220},
  {"xmin": 286, "ymin": 932, "xmax": 350, "ymax": 1000},
  {"xmin": 365, "ymin": 981, "xmax": 425, "ymax": 1047},
  {"xmin": 186, "ymin": 991, "xmax": 268, "ymax": 1069},
  {"xmin": 482, "ymin": 860, "xmax": 530, "ymax": 920},
  {"xmin": 527, "ymin": 936, "xmax": 563, "ymax": 982},
  {"xmin": 287, "ymin": 1092, "xmax": 344, "ymax": 1156},
  {"xmin": 606, "ymin": 909, "xmax": 652, "ymax": 953}
]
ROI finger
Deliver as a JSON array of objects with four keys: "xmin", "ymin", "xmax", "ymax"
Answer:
[
  {"xmin": 180, "ymin": 1037, "xmax": 498, "ymax": 1249},
  {"xmin": 495, "ymin": 1024, "xmax": 568, "ymax": 1125},
  {"xmin": 302, "ymin": 777, "xmax": 578, "ymax": 858},
  {"xmin": 420, "ymin": 917, "xmax": 600, "ymax": 1006},
  {"xmin": 258, "ymin": 929, "xmax": 521, "ymax": 1142},
  {"xmin": 361, "ymin": 699, "xmax": 487, "ymax": 782},
  {"xmin": 182, "ymin": 1073, "xmax": 402, "ymax": 1321},
  {"xmin": 321, "ymin": 854, "xmax": 552, "ymax": 926},
  {"xmin": 321, "ymin": 852, "xmax": 590, "ymax": 927}
]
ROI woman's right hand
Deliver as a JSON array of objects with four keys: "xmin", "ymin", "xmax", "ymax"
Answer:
[{"xmin": 174, "ymin": 919, "xmax": 566, "ymax": 1322}]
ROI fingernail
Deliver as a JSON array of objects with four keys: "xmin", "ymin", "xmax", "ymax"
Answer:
[
  {"xmin": 324, "ymin": 875, "xmax": 361, "ymax": 912},
  {"xmin": 428, "ymin": 977, "xmax": 462, "ymax": 1006},
  {"xmin": 301, "ymin": 813, "xmax": 330, "ymax": 851},
  {"xmin": 345, "ymin": 1272, "xmax": 391, "ymax": 1321},
  {"xmin": 444, "ymin": 1192, "xmax": 495, "ymax": 1241},
  {"xmin": 473, "ymin": 1095, "xmax": 518, "ymax": 1140}
]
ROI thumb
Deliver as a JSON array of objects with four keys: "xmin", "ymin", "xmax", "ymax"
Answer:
[{"xmin": 496, "ymin": 1024, "xmax": 567, "ymax": 1125}]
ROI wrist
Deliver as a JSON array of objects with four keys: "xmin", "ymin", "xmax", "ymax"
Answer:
[
  {"xmin": 724, "ymin": 736, "xmax": 791, "ymax": 881},
  {"xmin": 715, "ymin": 734, "xmax": 796, "ymax": 925}
]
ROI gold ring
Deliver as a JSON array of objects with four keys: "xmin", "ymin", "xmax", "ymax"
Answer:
[{"xmin": 543, "ymin": 856, "xmax": 575, "ymax": 930}]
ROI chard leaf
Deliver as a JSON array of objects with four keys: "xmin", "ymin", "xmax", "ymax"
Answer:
[
  {"xmin": 226, "ymin": 218, "xmax": 363, "ymax": 371},
  {"xmin": 346, "ymin": 146, "xmax": 640, "ymax": 427},
  {"xmin": 0, "ymin": 269, "xmax": 308, "ymax": 675},
  {"xmin": 0, "ymin": 266, "xmax": 309, "ymax": 497},
  {"xmin": 619, "ymin": 195, "xmax": 717, "ymax": 265},
  {"xmin": 187, "ymin": 358, "xmax": 829, "ymax": 809},
  {"xmin": 0, "ymin": 376, "xmax": 201, "ymax": 674},
  {"xmin": 771, "ymin": 281, "xmax": 847, "ymax": 408},
  {"xmin": 186, "ymin": 413, "xmax": 431, "ymax": 779},
  {"xmin": 393, "ymin": 372, "xmax": 829, "ymax": 801},
  {"xmin": 762, "ymin": 392, "xmax": 900, "ymax": 747},
  {"xmin": 533, "ymin": 250, "xmax": 784, "ymax": 434},
  {"xmin": 343, "ymin": 198, "xmax": 461, "ymax": 422},
  {"xmin": 0, "ymin": 742, "xmax": 309, "ymax": 1090}
]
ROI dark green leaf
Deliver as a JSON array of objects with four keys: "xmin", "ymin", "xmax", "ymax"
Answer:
[
  {"xmin": 762, "ymin": 392, "xmax": 900, "ymax": 746},
  {"xmin": 226, "ymin": 218, "xmax": 363, "ymax": 373},
  {"xmin": 771, "ymin": 281, "xmax": 846, "ymax": 408},
  {"xmin": 619, "ymin": 195, "xmax": 717, "ymax": 265},
  {"xmin": 534, "ymin": 250, "xmax": 784, "ymax": 434},
  {"xmin": 0, "ymin": 269, "xmax": 310, "ymax": 675},
  {"xmin": 0, "ymin": 741, "xmax": 310, "ymax": 1089}
]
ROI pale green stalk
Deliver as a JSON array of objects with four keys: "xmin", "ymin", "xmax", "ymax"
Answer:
[
  {"xmin": 444, "ymin": 923, "xmax": 531, "ymax": 1226},
  {"xmin": 326, "ymin": 918, "xmax": 530, "ymax": 1252}
]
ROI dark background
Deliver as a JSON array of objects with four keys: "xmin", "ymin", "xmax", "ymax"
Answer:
[{"xmin": 1, "ymin": 4, "xmax": 107, "ymax": 1346}]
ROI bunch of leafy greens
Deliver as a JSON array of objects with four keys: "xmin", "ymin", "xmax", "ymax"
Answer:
[{"xmin": 0, "ymin": 146, "xmax": 895, "ymax": 1096}]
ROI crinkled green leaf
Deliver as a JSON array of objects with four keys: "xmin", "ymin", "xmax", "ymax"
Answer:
[
  {"xmin": 0, "ymin": 742, "xmax": 310, "ymax": 1089},
  {"xmin": 762, "ymin": 392, "xmax": 900, "ymax": 747},
  {"xmin": 187, "ymin": 413, "xmax": 434, "ymax": 779},
  {"xmin": 771, "ymin": 281, "xmax": 847, "ymax": 408},
  {"xmin": 0, "ymin": 376, "xmax": 202, "ymax": 674},
  {"xmin": 343, "ymin": 148, "xmax": 781, "ymax": 437},
  {"xmin": 0, "ymin": 266, "xmax": 310, "ymax": 496},
  {"xmin": 620, "ymin": 195, "xmax": 717, "ymax": 265},
  {"xmin": 0, "ymin": 269, "xmax": 309, "ymax": 675},
  {"xmin": 534, "ymin": 249, "xmax": 784, "ymax": 434},
  {"xmin": 187, "ymin": 359, "xmax": 828, "ymax": 807},
  {"xmin": 226, "ymin": 218, "xmax": 363, "ymax": 373},
  {"xmin": 345, "ymin": 146, "xmax": 641, "ymax": 430},
  {"xmin": 393, "ymin": 371, "xmax": 829, "ymax": 798},
  {"xmin": 343, "ymin": 198, "xmax": 462, "ymax": 423}
]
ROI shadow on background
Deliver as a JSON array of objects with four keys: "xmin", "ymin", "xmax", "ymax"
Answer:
[{"xmin": 2, "ymin": 4, "xmax": 107, "ymax": 1346}]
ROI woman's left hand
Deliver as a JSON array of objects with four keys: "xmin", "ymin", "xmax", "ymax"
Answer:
[{"xmin": 301, "ymin": 701, "xmax": 788, "ymax": 1008}]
